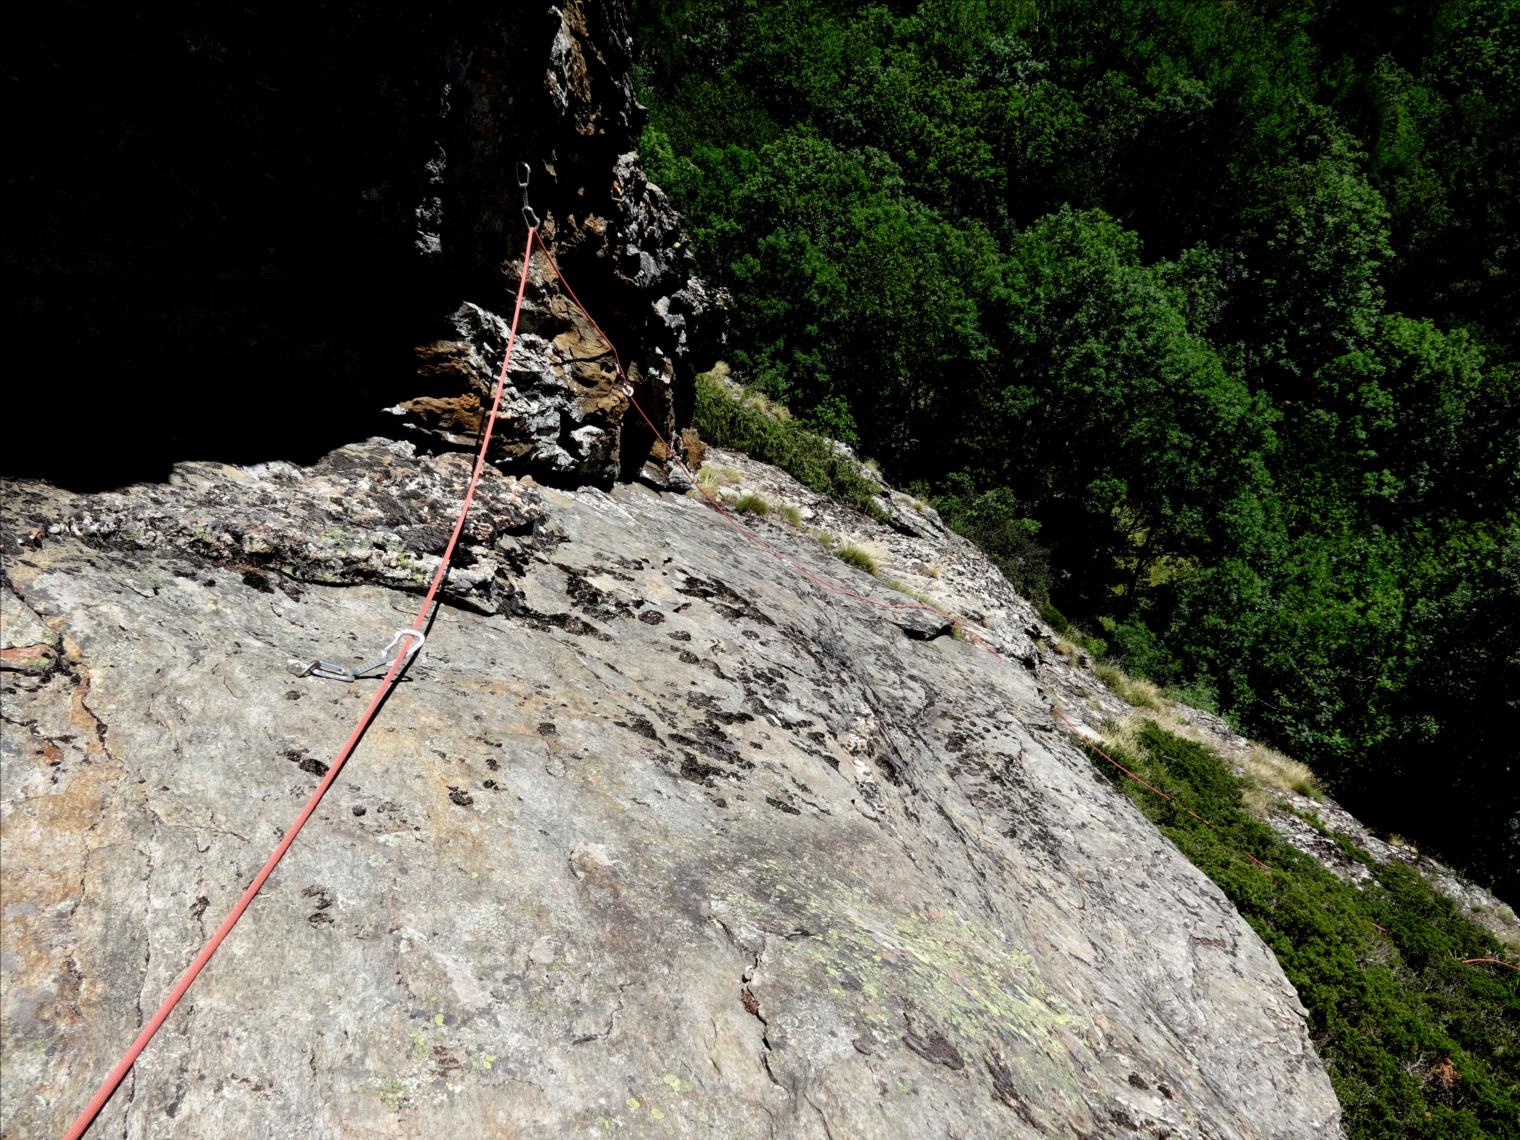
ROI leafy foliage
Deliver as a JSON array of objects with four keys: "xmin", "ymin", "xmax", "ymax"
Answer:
[
  {"xmin": 693, "ymin": 370, "xmax": 884, "ymax": 517},
  {"xmin": 933, "ymin": 480, "xmax": 1050, "ymax": 602},
  {"xmin": 1088, "ymin": 723, "xmax": 1520, "ymax": 1138}
]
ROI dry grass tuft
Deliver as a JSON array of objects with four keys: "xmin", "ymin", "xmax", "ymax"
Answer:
[
  {"xmin": 883, "ymin": 579, "xmax": 935, "ymax": 605},
  {"xmin": 1241, "ymin": 741, "xmax": 1323, "ymax": 801},
  {"xmin": 1095, "ymin": 704, "xmax": 1325, "ymax": 820},
  {"xmin": 1097, "ymin": 714, "xmax": 1147, "ymax": 758},
  {"xmin": 742, "ymin": 391, "xmax": 792, "ymax": 420},
  {"xmin": 1094, "ymin": 662, "xmax": 1168, "ymax": 710},
  {"xmin": 697, "ymin": 463, "xmax": 741, "ymax": 489}
]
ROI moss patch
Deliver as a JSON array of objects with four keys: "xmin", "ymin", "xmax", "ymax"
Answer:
[{"xmin": 712, "ymin": 859, "xmax": 1093, "ymax": 1111}]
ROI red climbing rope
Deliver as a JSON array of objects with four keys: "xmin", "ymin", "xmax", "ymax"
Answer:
[
  {"xmin": 1460, "ymin": 957, "xmax": 1520, "ymax": 972},
  {"xmin": 61, "ymin": 228, "xmax": 540, "ymax": 1140},
  {"xmin": 67, "ymin": 200, "xmax": 1516, "ymax": 1138}
]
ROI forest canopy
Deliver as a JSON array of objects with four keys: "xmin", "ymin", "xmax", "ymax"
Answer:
[{"xmin": 629, "ymin": 0, "xmax": 1519, "ymax": 899}]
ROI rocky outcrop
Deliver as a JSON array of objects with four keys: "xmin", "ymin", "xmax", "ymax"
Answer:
[
  {"xmin": 10, "ymin": 1, "xmax": 721, "ymax": 489},
  {"xmin": 1, "ymin": 443, "xmax": 1341, "ymax": 1138},
  {"xmin": 398, "ymin": 3, "xmax": 724, "ymax": 484}
]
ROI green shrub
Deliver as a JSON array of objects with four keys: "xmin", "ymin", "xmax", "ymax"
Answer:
[
  {"xmin": 1163, "ymin": 676, "xmax": 1221, "ymax": 715},
  {"xmin": 1038, "ymin": 602, "xmax": 1070, "ymax": 632},
  {"xmin": 1103, "ymin": 619, "xmax": 1177, "ymax": 684},
  {"xmin": 1072, "ymin": 627, "xmax": 1109, "ymax": 659},
  {"xmin": 697, "ymin": 463, "xmax": 740, "ymax": 489},
  {"xmin": 733, "ymin": 492, "xmax": 770, "ymax": 516},
  {"xmin": 695, "ymin": 372, "xmax": 885, "ymax": 518},
  {"xmin": 1082, "ymin": 723, "xmax": 1520, "ymax": 1138},
  {"xmin": 1036, "ymin": 602, "xmax": 1108, "ymax": 658},
  {"xmin": 835, "ymin": 545, "xmax": 878, "ymax": 575},
  {"xmin": 778, "ymin": 504, "xmax": 803, "ymax": 526}
]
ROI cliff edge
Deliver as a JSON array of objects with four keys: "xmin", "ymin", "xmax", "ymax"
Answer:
[{"xmin": 1, "ymin": 442, "xmax": 1341, "ymax": 1137}]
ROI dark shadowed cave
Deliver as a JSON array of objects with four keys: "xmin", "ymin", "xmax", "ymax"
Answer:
[{"xmin": 7, "ymin": 2, "xmax": 713, "ymax": 490}]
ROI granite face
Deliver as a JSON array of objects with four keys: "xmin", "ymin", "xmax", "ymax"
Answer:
[{"xmin": 1, "ymin": 442, "xmax": 1341, "ymax": 1138}]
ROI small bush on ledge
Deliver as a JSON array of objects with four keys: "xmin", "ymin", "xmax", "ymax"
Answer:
[
  {"xmin": 695, "ymin": 371, "xmax": 885, "ymax": 519},
  {"xmin": 1086, "ymin": 721, "xmax": 1520, "ymax": 1138},
  {"xmin": 836, "ymin": 545, "xmax": 878, "ymax": 575}
]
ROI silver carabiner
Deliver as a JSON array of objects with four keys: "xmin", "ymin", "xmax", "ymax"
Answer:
[
  {"xmin": 354, "ymin": 629, "xmax": 426, "ymax": 678},
  {"xmin": 518, "ymin": 161, "xmax": 540, "ymax": 229},
  {"xmin": 287, "ymin": 628, "xmax": 426, "ymax": 683},
  {"xmin": 285, "ymin": 657, "xmax": 358, "ymax": 682}
]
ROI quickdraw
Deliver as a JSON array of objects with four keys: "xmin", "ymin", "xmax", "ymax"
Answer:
[
  {"xmin": 518, "ymin": 161, "xmax": 540, "ymax": 230},
  {"xmin": 287, "ymin": 628, "xmax": 425, "ymax": 683}
]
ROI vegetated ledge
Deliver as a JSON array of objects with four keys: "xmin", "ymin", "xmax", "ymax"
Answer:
[
  {"xmin": 1072, "ymin": 700, "xmax": 1520, "ymax": 1136},
  {"xmin": 1084, "ymin": 669, "xmax": 1519, "ymax": 956}
]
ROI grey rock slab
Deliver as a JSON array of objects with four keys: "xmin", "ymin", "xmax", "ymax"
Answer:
[
  {"xmin": 1, "ymin": 446, "xmax": 1341, "ymax": 1138},
  {"xmin": 44, "ymin": 439, "xmax": 551, "ymax": 619}
]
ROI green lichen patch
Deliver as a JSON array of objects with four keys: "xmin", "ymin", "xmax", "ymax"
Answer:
[{"xmin": 717, "ymin": 859, "xmax": 1095, "ymax": 1105}]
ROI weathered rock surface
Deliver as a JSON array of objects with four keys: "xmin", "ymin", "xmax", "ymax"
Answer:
[
  {"xmin": 697, "ymin": 446, "xmax": 1520, "ymax": 952},
  {"xmin": 11, "ymin": 1, "xmax": 722, "ymax": 488},
  {"xmin": 47, "ymin": 444, "xmax": 549, "ymax": 618},
  {"xmin": 1, "ymin": 442, "xmax": 1340, "ymax": 1138}
]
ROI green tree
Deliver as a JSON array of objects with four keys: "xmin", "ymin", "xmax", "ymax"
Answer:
[
  {"xmin": 629, "ymin": 0, "xmax": 1520, "ymax": 897},
  {"xmin": 982, "ymin": 207, "xmax": 1269, "ymax": 611},
  {"xmin": 1235, "ymin": 105, "xmax": 1393, "ymax": 388}
]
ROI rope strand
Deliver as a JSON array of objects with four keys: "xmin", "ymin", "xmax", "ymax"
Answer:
[
  {"xmin": 64, "ymin": 213, "xmax": 1516, "ymax": 1139},
  {"xmin": 61, "ymin": 229, "xmax": 540, "ymax": 1140}
]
